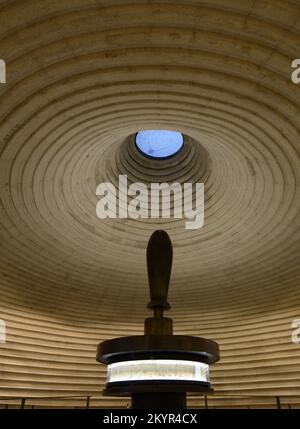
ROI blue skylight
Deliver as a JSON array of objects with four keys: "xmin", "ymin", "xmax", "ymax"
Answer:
[{"xmin": 135, "ymin": 130, "xmax": 184, "ymax": 159}]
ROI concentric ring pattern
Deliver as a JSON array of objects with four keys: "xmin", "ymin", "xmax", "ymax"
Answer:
[{"xmin": 0, "ymin": 0, "xmax": 300, "ymax": 408}]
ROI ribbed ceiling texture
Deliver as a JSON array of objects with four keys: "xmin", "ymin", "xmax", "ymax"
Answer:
[{"xmin": 0, "ymin": 0, "xmax": 300, "ymax": 408}]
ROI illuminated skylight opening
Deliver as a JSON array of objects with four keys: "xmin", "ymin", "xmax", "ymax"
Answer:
[{"xmin": 135, "ymin": 130, "xmax": 184, "ymax": 159}]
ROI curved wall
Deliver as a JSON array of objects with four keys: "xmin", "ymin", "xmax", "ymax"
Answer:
[{"xmin": 0, "ymin": 0, "xmax": 300, "ymax": 408}]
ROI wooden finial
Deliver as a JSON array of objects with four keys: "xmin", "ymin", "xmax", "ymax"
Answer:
[{"xmin": 147, "ymin": 230, "xmax": 173, "ymax": 311}]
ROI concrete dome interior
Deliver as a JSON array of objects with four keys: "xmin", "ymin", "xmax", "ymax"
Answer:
[{"xmin": 0, "ymin": 0, "xmax": 299, "ymax": 408}]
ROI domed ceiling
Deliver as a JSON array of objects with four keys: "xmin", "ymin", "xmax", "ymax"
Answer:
[{"xmin": 0, "ymin": 0, "xmax": 299, "ymax": 408}]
